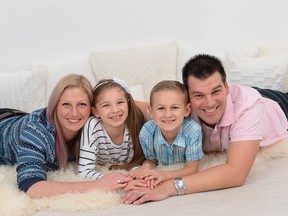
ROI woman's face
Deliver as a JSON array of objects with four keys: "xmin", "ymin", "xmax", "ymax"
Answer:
[{"xmin": 57, "ymin": 87, "xmax": 91, "ymax": 140}]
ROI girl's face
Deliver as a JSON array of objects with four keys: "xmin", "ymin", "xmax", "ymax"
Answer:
[
  {"xmin": 92, "ymin": 87, "xmax": 129, "ymax": 131},
  {"xmin": 57, "ymin": 87, "xmax": 91, "ymax": 140}
]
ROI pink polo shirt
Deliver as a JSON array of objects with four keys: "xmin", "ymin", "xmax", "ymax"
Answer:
[{"xmin": 191, "ymin": 84, "xmax": 288, "ymax": 152}]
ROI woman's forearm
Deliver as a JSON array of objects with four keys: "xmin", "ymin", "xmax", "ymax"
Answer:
[
  {"xmin": 26, "ymin": 180, "xmax": 101, "ymax": 199},
  {"xmin": 26, "ymin": 172, "xmax": 132, "ymax": 199}
]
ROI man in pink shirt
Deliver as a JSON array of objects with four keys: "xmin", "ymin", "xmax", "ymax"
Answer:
[
  {"xmin": 193, "ymin": 84, "xmax": 288, "ymax": 152},
  {"xmin": 122, "ymin": 54, "xmax": 288, "ymax": 204}
]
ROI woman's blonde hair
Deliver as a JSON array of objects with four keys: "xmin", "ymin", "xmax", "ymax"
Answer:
[
  {"xmin": 46, "ymin": 74, "xmax": 93, "ymax": 168},
  {"xmin": 93, "ymin": 79, "xmax": 145, "ymax": 170}
]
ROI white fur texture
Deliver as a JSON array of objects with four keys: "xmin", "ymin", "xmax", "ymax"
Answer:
[{"xmin": 0, "ymin": 140, "xmax": 287, "ymax": 216}]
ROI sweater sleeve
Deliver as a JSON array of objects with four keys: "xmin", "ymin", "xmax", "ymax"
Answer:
[{"xmin": 16, "ymin": 115, "xmax": 56, "ymax": 192}]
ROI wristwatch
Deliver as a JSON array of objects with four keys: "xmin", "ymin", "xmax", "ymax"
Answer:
[{"xmin": 174, "ymin": 177, "xmax": 186, "ymax": 196}]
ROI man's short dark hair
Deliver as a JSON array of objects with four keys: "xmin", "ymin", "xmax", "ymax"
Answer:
[{"xmin": 182, "ymin": 54, "xmax": 227, "ymax": 89}]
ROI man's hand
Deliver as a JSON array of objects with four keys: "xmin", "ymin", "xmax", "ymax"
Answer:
[{"xmin": 121, "ymin": 179, "xmax": 176, "ymax": 205}]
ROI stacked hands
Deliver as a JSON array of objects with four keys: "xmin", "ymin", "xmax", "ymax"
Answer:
[
  {"xmin": 110, "ymin": 166, "xmax": 169, "ymax": 205},
  {"xmin": 126, "ymin": 166, "xmax": 164, "ymax": 191}
]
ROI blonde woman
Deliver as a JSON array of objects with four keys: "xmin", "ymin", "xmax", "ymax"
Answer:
[{"xmin": 0, "ymin": 74, "xmax": 130, "ymax": 199}]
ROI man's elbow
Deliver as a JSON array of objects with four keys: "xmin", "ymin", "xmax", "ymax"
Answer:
[{"xmin": 232, "ymin": 173, "xmax": 248, "ymax": 187}]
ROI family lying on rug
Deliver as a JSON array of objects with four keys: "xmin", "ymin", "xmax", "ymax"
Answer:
[{"xmin": 1, "ymin": 54, "xmax": 288, "ymax": 205}]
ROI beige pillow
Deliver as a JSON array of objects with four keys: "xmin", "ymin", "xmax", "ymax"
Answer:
[{"xmin": 89, "ymin": 42, "xmax": 178, "ymax": 100}]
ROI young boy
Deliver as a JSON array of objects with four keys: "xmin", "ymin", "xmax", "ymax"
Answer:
[{"xmin": 129, "ymin": 80, "xmax": 203, "ymax": 189}]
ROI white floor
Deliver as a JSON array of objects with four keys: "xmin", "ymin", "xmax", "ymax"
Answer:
[{"xmin": 34, "ymin": 157, "xmax": 288, "ymax": 216}]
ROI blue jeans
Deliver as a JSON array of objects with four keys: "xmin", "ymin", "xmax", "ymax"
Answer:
[
  {"xmin": 253, "ymin": 87, "xmax": 288, "ymax": 120},
  {"xmin": 0, "ymin": 108, "xmax": 27, "ymax": 121}
]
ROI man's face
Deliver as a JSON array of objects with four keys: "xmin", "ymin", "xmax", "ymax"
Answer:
[{"xmin": 187, "ymin": 72, "xmax": 229, "ymax": 127}]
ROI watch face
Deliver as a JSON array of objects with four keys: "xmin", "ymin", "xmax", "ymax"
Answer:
[
  {"xmin": 176, "ymin": 179, "xmax": 185, "ymax": 189},
  {"xmin": 175, "ymin": 178, "xmax": 186, "ymax": 196}
]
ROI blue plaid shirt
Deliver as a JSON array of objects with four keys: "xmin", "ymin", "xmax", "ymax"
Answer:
[{"xmin": 139, "ymin": 118, "xmax": 203, "ymax": 165}]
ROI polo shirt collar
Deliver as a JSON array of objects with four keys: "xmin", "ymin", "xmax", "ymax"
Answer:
[{"xmin": 218, "ymin": 92, "xmax": 234, "ymax": 127}]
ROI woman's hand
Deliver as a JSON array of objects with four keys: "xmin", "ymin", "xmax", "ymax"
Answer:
[{"xmin": 97, "ymin": 172, "xmax": 133, "ymax": 191}]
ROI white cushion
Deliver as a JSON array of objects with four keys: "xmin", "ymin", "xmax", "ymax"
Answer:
[
  {"xmin": 225, "ymin": 52, "xmax": 288, "ymax": 92},
  {"xmin": 0, "ymin": 68, "xmax": 46, "ymax": 112},
  {"xmin": 33, "ymin": 55, "xmax": 96, "ymax": 105},
  {"xmin": 129, "ymin": 84, "xmax": 146, "ymax": 102},
  {"xmin": 89, "ymin": 42, "xmax": 178, "ymax": 101}
]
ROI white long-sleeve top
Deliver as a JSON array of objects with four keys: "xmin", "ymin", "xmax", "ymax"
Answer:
[{"xmin": 78, "ymin": 116, "xmax": 133, "ymax": 180}]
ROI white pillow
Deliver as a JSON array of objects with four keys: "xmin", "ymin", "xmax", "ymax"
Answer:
[
  {"xmin": 0, "ymin": 68, "xmax": 46, "ymax": 112},
  {"xmin": 89, "ymin": 42, "xmax": 178, "ymax": 101},
  {"xmin": 33, "ymin": 55, "xmax": 96, "ymax": 105},
  {"xmin": 225, "ymin": 52, "xmax": 288, "ymax": 92},
  {"xmin": 129, "ymin": 84, "xmax": 146, "ymax": 102}
]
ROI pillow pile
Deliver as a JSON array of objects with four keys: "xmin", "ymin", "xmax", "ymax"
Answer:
[{"xmin": 89, "ymin": 42, "xmax": 179, "ymax": 101}]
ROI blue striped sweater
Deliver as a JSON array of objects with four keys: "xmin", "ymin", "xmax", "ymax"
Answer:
[{"xmin": 0, "ymin": 108, "xmax": 57, "ymax": 192}]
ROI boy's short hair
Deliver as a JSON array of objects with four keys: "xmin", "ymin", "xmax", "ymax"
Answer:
[{"xmin": 150, "ymin": 80, "xmax": 189, "ymax": 105}]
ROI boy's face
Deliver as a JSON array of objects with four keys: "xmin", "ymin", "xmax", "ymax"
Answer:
[{"xmin": 149, "ymin": 90, "xmax": 191, "ymax": 138}]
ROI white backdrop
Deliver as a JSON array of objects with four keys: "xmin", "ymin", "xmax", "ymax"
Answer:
[{"xmin": 0, "ymin": 0, "xmax": 287, "ymax": 73}]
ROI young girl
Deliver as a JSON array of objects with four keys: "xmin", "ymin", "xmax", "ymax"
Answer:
[{"xmin": 78, "ymin": 78, "xmax": 146, "ymax": 185}]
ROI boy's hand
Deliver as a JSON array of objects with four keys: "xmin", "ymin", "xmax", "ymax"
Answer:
[
  {"xmin": 128, "ymin": 166, "xmax": 151, "ymax": 179},
  {"xmin": 137, "ymin": 169, "xmax": 165, "ymax": 188},
  {"xmin": 122, "ymin": 179, "xmax": 148, "ymax": 192}
]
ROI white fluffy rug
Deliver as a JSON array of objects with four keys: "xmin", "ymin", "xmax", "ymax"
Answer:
[{"xmin": 1, "ymin": 140, "xmax": 287, "ymax": 216}]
